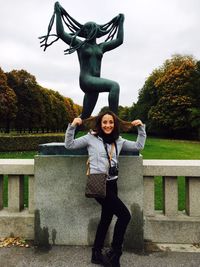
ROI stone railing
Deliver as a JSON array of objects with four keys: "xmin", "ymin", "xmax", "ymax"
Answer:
[
  {"xmin": 0, "ymin": 159, "xmax": 200, "ymax": 246},
  {"xmin": 143, "ymin": 160, "xmax": 200, "ymax": 244},
  {"xmin": 0, "ymin": 159, "xmax": 34, "ymax": 239}
]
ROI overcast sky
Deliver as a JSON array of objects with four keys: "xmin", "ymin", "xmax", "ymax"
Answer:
[{"xmin": 1, "ymin": 0, "xmax": 200, "ymax": 115}]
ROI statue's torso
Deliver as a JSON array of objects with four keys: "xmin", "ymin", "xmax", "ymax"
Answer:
[{"xmin": 78, "ymin": 43, "xmax": 103, "ymax": 77}]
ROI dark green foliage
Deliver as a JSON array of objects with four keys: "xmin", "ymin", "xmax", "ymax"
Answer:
[
  {"xmin": 133, "ymin": 55, "xmax": 200, "ymax": 139},
  {"xmin": 0, "ymin": 68, "xmax": 17, "ymax": 133},
  {"xmin": 0, "ymin": 67, "xmax": 82, "ymax": 133},
  {"xmin": 0, "ymin": 134, "xmax": 65, "ymax": 152}
]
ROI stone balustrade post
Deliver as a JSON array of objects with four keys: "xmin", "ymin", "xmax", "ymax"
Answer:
[
  {"xmin": 143, "ymin": 176, "xmax": 154, "ymax": 216},
  {"xmin": 8, "ymin": 175, "xmax": 24, "ymax": 212},
  {"xmin": 163, "ymin": 176, "xmax": 178, "ymax": 216},
  {"xmin": 186, "ymin": 176, "xmax": 200, "ymax": 216}
]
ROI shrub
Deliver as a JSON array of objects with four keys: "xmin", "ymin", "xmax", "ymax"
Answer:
[{"xmin": 0, "ymin": 134, "xmax": 65, "ymax": 151}]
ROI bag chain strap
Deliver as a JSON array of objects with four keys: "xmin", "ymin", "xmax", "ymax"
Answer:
[
  {"xmin": 103, "ymin": 141, "xmax": 118, "ymax": 168},
  {"xmin": 86, "ymin": 141, "xmax": 118, "ymax": 176}
]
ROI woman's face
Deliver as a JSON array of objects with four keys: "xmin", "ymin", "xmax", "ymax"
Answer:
[{"xmin": 101, "ymin": 114, "xmax": 114, "ymax": 134}]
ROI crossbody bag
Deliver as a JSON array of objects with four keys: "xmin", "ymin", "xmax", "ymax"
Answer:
[{"xmin": 85, "ymin": 142, "xmax": 116, "ymax": 198}]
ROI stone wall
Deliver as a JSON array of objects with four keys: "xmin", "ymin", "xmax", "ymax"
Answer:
[{"xmin": 34, "ymin": 155, "xmax": 143, "ymax": 251}]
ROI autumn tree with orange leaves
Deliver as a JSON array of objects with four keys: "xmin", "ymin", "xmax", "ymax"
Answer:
[
  {"xmin": 133, "ymin": 55, "xmax": 200, "ymax": 139},
  {"xmin": 0, "ymin": 67, "xmax": 82, "ymax": 133},
  {"xmin": 0, "ymin": 67, "xmax": 17, "ymax": 133}
]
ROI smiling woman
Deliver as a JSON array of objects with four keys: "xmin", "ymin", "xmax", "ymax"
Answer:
[{"xmin": 64, "ymin": 110, "xmax": 146, "ymax": 266}]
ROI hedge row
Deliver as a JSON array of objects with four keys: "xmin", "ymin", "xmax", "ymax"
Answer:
[{"xmin": 0, "ymin": 134, "xmax": 65, "ymax": 152}]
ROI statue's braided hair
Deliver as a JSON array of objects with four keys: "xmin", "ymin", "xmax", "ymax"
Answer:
[{"xmin": 39, "ymin": 4, "xmax": 121, "ymax": 55}]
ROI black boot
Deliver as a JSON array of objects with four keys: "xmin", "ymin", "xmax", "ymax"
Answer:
[
  {"xmin": 103, "ymin": 248, "xmax": 122, "ymax": 267},
  {"xmin": 91, "ymin": 248, "xmax": 104, "ymax": 265}
]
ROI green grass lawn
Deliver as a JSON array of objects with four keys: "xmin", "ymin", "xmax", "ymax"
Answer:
[
  {"xmin": 0, "ymin": 133, "xmax": 200, "ymax": 159},
  {"xmin": 121, "ymin": 133, "xmax": 200, "ymax": 159},
  {"xmin": 0, "ymin": 133, "xmax": 199, "ymax": 210}
]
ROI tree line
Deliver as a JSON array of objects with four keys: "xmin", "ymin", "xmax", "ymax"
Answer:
[
  {"xmin": 0, "ymin": 68, "xmax": 82, "ymax": 133},
  {"xmin": 1, "ymin": 54, "xmax": 200, "ymax": 139}
]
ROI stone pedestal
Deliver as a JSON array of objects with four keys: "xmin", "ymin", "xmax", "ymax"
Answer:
[{"xmin": 34, "ymin": 144, "xmax": 143, "ymax": 252}]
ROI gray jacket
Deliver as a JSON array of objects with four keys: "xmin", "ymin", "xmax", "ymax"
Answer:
[{"xmin": 65, "ymin": 124, "xmax": 146, "ymax": 176}]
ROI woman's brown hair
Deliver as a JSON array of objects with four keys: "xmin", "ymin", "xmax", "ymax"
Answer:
[{"xmin": 82, "ymin": 110, "xmax": 133, "ymax": 135}]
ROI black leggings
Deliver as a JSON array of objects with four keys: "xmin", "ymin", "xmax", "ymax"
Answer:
[{"xmin": 93, "ymin": 179, "xmax": 131, "ymax": 252}]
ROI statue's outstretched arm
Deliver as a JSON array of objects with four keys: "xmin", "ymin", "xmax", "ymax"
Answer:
[
  {"xmin": 39, "ymin": 2, "xmax": 82, "ymax": 52},
  {"xmin": 54, "ymin": 2, "xmax": 81, "ymax": 47},
  {"xmin": 100, "ymin": 14, "xmax": 125, "ymax": 53}
]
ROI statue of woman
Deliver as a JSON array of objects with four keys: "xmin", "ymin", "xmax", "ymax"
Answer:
[{"xmin": 40, "ymin": 2, "xmax": 124, "ymax": 119}]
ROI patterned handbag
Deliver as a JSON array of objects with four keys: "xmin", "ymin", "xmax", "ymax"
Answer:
[
  {"xmin": 85, "ymin": 173, "xmax": 107, "ymax": 198},
  {"xmin": 85, "ymin": 143, "xmax": 115, "ymax": 198}
]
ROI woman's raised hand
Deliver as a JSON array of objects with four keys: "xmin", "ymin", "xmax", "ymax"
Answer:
[
  {"xmin": 71, "ymin": 117, "xmax": 83, "ymax": 127},
  {"xmin": 131, "ymin": 119, "xmax": 143, "ymax": 127}
]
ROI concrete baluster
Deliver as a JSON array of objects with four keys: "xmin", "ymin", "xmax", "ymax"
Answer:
[
  {"xmin": 8, "ymin": 175, "xmax": 24, "ymax": 212},
  {"xmin": 144, "ymin": 176, "xmax": 155, "ymax": 216},
  {"xmin": 163, "ymin": 176, "xmax": 178, "ymax": 216},
  {"xmin": 186, "ymin": 176, "xmax": 200, "ymax": 216}
]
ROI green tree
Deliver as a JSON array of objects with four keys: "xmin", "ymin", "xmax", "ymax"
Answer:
[
  {"xmin": 118, "ymin": 105, "xmax": 131, "ymax": 121},
  {"xmin": 50, "ymin": 90, "xmax": 67, "ymax": 131},
  {"xmin": 73, "ymin": 103, "xmax": 82, "ymax": 117},
  {"xmin": 135, "ymin": 54, "xmax": 200, "ymax": 139},
  {"xmin": 188, "ymin": 107, "xmax": 200, "ymax": 139},
  {"xmin": 0, "ymin": 67, "xmax": 17, "ymax": 133},
  {"xmin": 132, "ymin": 69, "xmax": 161, "ymax": 123},
  {"xmin": 6, "ymin": 69, "xmax": 44, "ymax": 132},
  {"xmin": 64, "ymin": 97, "xmax": 82, "ymax": 123}
]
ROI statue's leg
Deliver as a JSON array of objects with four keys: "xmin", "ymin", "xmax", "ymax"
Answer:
[
  {"xmin": 80, "ymin": 77, "xmax": 120, "ymax": 115},
  {"xmin": 108, "ymin": 81, "xmax": 120, "ymax": 115},
  {"xmin": 80, "ymin": 92, "xmax": 99, "ymax": 119}
]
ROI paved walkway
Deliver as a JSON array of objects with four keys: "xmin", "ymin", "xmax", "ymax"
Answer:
[{"xmin": 1, "ymin": 245, "xmax": 200, "ymax": 267}]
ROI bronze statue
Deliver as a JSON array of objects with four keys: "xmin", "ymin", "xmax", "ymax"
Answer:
[{"xmin": 40, "ymin": 2, "xmax": 124, "ymax": 119}]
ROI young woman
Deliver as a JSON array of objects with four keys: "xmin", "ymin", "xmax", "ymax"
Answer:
[{"xmin": 65, "ymin": 111, "xmax": 146, "ymax": 267}]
